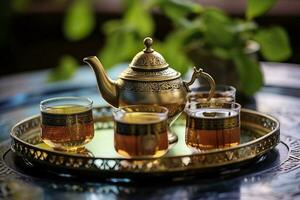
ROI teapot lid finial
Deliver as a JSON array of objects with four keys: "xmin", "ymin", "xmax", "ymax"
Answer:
[
  {"xmin": 128, "ymin": 37, "xmax": 169, "ymax": 70},
  {"xmin": 143, "ymin": 37, "xmax": 153, "ymax": 53},
  {"xmin": 119, "ymin": 37, "xmax": 181, "ymax": 81}
]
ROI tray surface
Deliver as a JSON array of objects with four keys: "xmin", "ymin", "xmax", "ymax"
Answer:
[{"xmin": 10, "ymin": 106, "xmax": 280, "ymax": 178}]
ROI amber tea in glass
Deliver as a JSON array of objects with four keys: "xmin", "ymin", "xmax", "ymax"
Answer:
[
  {"xmin": 188, "ymin": 85, "xmax": 236, "ymax": 103},
  {"xmin": 185, "ymin": 102, "xmax": 241, "ymax": 150},
  {"xmin": 113, "ymin": 105, "xmax": 169, "ymax": 158},
  {"xmin": 40, "ymin": 97, "xmax": 94, "ymax": 151}
]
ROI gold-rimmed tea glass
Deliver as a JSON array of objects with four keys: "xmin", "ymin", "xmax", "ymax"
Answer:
[
  {"xmin": 185, "ymin": 102, "xmax": 241, "ymax": 150},
  {"xmin": 188, "ymin": 85, "xmax": 236, "ymax": 103},
  {"xmin": 40, "ymin": 97, "xmax": 94, "ymax": 151},
  {"xmin": 113, "ymin": 105, "xmax": 169, "ymax": 158}
]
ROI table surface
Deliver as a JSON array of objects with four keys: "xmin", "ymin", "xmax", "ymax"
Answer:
[{"xmin": 0, "ymin": 62, "xmax": 300, "ymax": 200}]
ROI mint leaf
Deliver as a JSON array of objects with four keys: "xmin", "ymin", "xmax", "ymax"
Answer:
[
  {"xmin": 63, "ymin": 0, "xmax": 95, "ymax": 41},
  {"xmin": 124, "ymin": 0, "xmax": 154, "ymax": 37},
  {"xmin": 156, "ymin": 30, "xmax": 193, "ymax": 75},
  {"xmin": 99, "ymin": 32, "xmax": 140, "ymax": 69},
  {"xmin": 211, "ymin": 47, "xmax": 231, "ymax": 60},
  {"xmin": 99, "ymin": 0, "xmax": 154, "ymax": 69},
  {"xmin": 246, "ymin": 0, "xmax": 277, "ymax": 20},
  {"xmin": 202, "ymin": 9, "xmax": 236, "ymax": 48},
  {"xmin": 47, "ymin": 55, "xmax": 78, "ymax": 82},
  {"xmin": 233, "ymin": 51, "xmax": 263, "ymax": 95},
  {"xmin": 158, "ymin": 0, "xmax": 203, "ymax": 22},
  {"xmin": 254, "ymin": 26, "xmax": 291, "ymax": 61}
]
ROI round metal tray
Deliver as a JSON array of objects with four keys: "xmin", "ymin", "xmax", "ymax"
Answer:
[{"xmin": 10, "ymin": 106, "xmax": 280, "ymax": 179}]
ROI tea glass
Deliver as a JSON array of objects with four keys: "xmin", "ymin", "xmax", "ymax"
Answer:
[
  {"xmin": 188, "ymin": 85, "xmax": 236, "ymax": 103},
  {"xmin": 113, "ymin": 105, "xmax": 169, "ymax": 158},
  {"xmin": 185, "ymin": 102, "xmax": 241, "ymax": 150},
  {"xmin": 40, "ymin": 97, "xmax": 94, "ymax": 151}
]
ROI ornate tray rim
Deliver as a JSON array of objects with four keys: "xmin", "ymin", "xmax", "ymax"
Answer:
[{"xmin": 9, "ymin": 107, "xmax": 280, "ymax": 174}]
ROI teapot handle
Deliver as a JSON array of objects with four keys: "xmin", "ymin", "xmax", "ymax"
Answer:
[{"xmin": 183, "ymin": 67, "xmax": 216, "ymax": 101}]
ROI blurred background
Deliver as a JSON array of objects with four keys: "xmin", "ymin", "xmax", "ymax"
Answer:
[{"xmin": 0, "ymin": 0, "xmax": 299, "ymax": 95}]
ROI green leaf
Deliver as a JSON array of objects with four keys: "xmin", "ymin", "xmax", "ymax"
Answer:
[
  {"xmin": 102, "ymin": 20, "xmax": 125, "ymax": 34},
  {"xmin": 99, "ymin": 32, "xmax": 141, "ymax": 69},
  {"xmin": 246, "ymin": 0, "xmax": 277, "ymax": 20},
  {"xmin": 98, "ymin": 0, "xmax": 154, "ymax": 69},
  {"xmin": 156, "ymin": 31, "xmax": 193, "ymax": 75},
  {"xmin": 157, "ymin": 43, "xmax": 192, "ymax": 75},
  {"xmin": 124, "ymin": 0, "xmax": 154, "ymax": 36},
  {"xmin": 47, "ymin": 55, "xmax": 78, "ymax": 82},
  {"xmin": 254, "ymin": 26, "xmax": 291, "ymax": 61},
  {"xmin": 232, "ymin": 51, "xmax": 263, "ymax": 95},
  {"xmin": 63, "ymin": 0, "xmax": 95, "ymax": 41},
  {"xmin": 202, "ymin": 9, "xmax": 236, "ymax": 48},
  {"xmin": 158, "ymin": 0, "xmax": 203, "ymax": 22},
  {"xmin": 211, "ymin": 47, "xmax": 231, "ymax": 60}
]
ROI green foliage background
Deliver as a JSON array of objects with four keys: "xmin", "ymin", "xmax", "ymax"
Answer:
[{"xmin": 11, "ymin": 0, "xmax": 292, "ymax": 95}]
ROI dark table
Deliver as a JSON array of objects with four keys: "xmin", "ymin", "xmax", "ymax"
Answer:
[{"xmin": 0, "ymin": 62, "xmax": 300, "ymax": 200}]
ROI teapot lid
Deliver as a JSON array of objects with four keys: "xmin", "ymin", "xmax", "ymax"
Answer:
[{"xmin": 119, "ymin": 37, "xmax": 180, "ymax": 81}]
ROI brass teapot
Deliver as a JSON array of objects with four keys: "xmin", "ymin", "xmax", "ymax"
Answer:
[{"xmin": 83, "ymin": 37, "xmax": 215, "ymax": 143}]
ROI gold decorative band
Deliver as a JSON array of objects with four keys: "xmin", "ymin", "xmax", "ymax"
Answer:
[
  {"xmin": 186, "ymin": 115, "xmax": 240, "ymax": 130},
  {"xmin": 115, "ymin": 120, "xmax": 167, "ymax": 135},
  {"xmin": 41, "ymin": 110, "xmax": 93, "ymax": 126}
]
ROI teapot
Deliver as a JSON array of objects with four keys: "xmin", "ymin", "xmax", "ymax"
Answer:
[{"xmin": 83, "ymin": 37, "xmax": 215, "ymax": 143}]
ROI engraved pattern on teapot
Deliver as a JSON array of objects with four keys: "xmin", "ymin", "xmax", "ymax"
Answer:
[
  {"xmin": 123, "ymin": 79, "xmax": 183, "ymax": 92},
  {"xmin": 123, "ymin": 68, "xmax": 172, "ymax": 76}
]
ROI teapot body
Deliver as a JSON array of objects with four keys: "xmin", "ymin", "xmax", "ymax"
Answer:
[{"xmin": 117, "ymin": 77, "xmax": 187, "ymax": 120}]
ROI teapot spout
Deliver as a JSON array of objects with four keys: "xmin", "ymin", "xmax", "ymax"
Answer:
[{"xmin": 83, "ymin": 56, "xmax": 118, "ymax": 107}]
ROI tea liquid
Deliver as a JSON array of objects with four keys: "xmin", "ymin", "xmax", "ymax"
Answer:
[
  {"xmin": 41, "ymin": 105, "xmax": 94, "ymax": 151},
  {"xmin": 114, "ymin": 112, "xmax": 168, "ymax": 157},
  {"xmin": 186, "ymin": 108, "xmax": 240, "ymax": 150}
]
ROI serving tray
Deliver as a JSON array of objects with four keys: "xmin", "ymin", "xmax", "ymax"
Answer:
[{"xmin": 10, "ymin": 106, "xmax": 280, "ymax": 179}]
